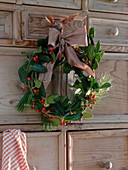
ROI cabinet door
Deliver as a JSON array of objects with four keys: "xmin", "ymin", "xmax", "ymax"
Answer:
[
  {"xmin": 0, "ymin": 132, "xmax": 66, "ymax": 170},
  {"xmin": 27, "ymin": 132, "xmax": 66, "ymax": 170},
  {"xmin": 68, "ymin": 130, "xmax": 128, "ymax": 170},
  {"xmin": 89, "ymin": 0, "xmax": 128, "ymax": 14},
  {"xmin": 17, "ymin": 0, "xmax": 81, "ymax": 9}
]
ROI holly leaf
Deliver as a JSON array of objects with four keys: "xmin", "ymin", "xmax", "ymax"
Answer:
[
  {"xmin": 39, "ymin": 84, "xmax": 46, "ymax": 98},
  {"xmin": 46, "ymin": 94, "xmax": 59, "ymax": 104},
  {"xmin": 95, "ymin": 40, "xmax": 100, "ymax": 52},
  {"xmin": 100, "ymin": 83, "xmax": 111, "ymax": 89},
  {"xmin": 64, "ymin": 113, "xmax": 82, "ymax": 121},
  {"xmin": 89, "ymin": 27, "xmax": 94, "ymax": 39},
  {"xmin": 87, "ymin": 44, "xmax": 95, "ymax": 59},
  {"xmin": 82, "ymin": 112, "xmax": 94, "ymax": 119},
  {"xmin": 39, "ymin": 55, "xmax": 51, "ymax": 62},
  {"xmin": 92, "ymin": 59, "xmax": 99, "ymax": 69},
  {"xmin": 34, "ymin": 79, "xmax": 41, "ymax": 88},
  {"xmin": 18, "ymin": 67, "xmax": 28, "ymax": 83},
  {"xmin": 33, "ymin": 64, "xmax": 47, "ymax": 73}
]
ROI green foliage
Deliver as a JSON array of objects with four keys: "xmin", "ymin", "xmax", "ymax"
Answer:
[
  {"xmin": 82, "ymin": 112, "xmax": 94, "ymax": 119},
  {"xmin": 32, "ymin": 64, "xmax": 47, "ymax": 73},
  {"xmin": 16, "ymin": 27, "xmax": 112, "ymax": 130},
  {"xmin": 64, "ymin": 113, "xmax": 82, "ymax": 121}
]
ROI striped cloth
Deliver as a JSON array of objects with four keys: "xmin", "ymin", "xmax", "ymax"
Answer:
[{"xmin": 1, "ymin": 129, "xmax": 30, "ymax": 170}]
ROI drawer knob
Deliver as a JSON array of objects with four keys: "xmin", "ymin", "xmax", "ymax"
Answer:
[
  {"xmin": 110, "ymin": 0, "xmax": 118, "ymax": 2},
  {"xmin": 110, "ymin": 27, "xmax": 119, "ymax": 36},
  {"xmin": 100, "ymin": 161, "xmax": 113, "ymax": 169}
]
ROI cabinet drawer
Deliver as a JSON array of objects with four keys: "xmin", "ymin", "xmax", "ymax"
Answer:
[
  {"xmin": 68, "ymin": 130, "xmax": 128, "ymax": 170},
  {"xmin": 0, "ymin": 0, "xmax": 15, "ymax": 3},
  {"xmin": 89, "ymin": 17, "xmax": 128, "ymax": 52},
  {"xmin": 22, "ymin": 9, "xmax": 86, "ymax": 41},
  {"xmin": 17, "ymin": 0, "xmax": 81, "ymax": 9},
  {"xmin": 0, "ymin": 132, "xmax": 66, "ymax": 170},
  {"xmin": 89, "ymin": 0, "xmax": 128, "ymax": 14}
]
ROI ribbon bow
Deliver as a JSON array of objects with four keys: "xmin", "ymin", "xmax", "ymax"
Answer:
[{"xmin": 39, "ymin": 14, "xmax": 94, "ymax": 89}]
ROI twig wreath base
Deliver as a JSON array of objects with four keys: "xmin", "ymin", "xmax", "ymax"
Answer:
[{"xmin": 16, "ymin": 25, "xmax": 112, "ymax": 130}]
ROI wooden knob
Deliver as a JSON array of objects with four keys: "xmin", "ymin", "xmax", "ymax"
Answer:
[
  {"xmin": 110, "ymin": 27, "xmax": 119, "ymax": 36},
  {"xmin": 110, "ymin": 0, "xmax": 118, "ymax": 2},
  {"xmin": 100, "ymin": 161, "xmax": 113, "ymax": 169}
]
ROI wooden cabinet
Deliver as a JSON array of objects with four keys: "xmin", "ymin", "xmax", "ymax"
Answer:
[
  {"xmin": 68, "ymin": 130, "xmax": 128, "ymax": 170},
  {"xmin": 0, "ymin": 0, "xmax": 127, "ymax": 170}
]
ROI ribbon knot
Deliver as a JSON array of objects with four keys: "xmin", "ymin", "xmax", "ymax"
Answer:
[{"xmin": 39, "ymin": 14, "xmax": 94, "ymax": 89}]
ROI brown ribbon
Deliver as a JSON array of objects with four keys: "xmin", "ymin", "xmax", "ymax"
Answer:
[{"xmin": 39, "ymin": 15, "xmax": 94, "ymax": 89}]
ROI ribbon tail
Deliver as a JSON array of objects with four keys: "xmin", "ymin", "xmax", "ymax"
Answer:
[
  {"xmin": 38, "ymin": 62, "xmax": 54, "ymax": 89},
  {"xmin": 65, "ymin": 45, "xmax": 94, "ymax": 77}
]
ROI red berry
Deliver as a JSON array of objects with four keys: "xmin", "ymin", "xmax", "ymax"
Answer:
[
  {"xmin": 90, "ymin": 106, "xmax": 94, "ymax": 109},
  {"xmin": 92, "ymin": 101, "xmax": 96, "ymax": 104},
  {"xmin": 43, "ymin": 114, "xmax": 49, "ymax": 117},
  {"xmin": 60, "ymin": 123, "xmax": 64, "ymax": 126},
  {"xmin": 79, "ymin": 118, "xmax": 83, "ymax": 121},
  {"xmin": 49, "ymin": 47, "xmax": 55, "ymax": 50},
  {"xmin": 47, "ymin": 110, "xmax": 51, "ymax": 113},
  {"xmin": 49, "ymin": 51, "xmax": 53, "ymax": 55},
  {"xmin": 36, "ymin": 109, "xmax": 41, "ymax": 113},
  {"xmin": 31, "ymin": 107, "xmax": 34, "ymax": 110},
  {"xmin": 63, "ymin": 122, "xmax": 66, "ymax": 126},
  {"xmin": 87, "ymin": 104, "xmax": 91, "ymax": 107},
  {"xmin": 33, "ymin": 58, "xmax": 38, "ymax": 62},
  {"xmin": 32, "ymin": 102, "xmax": 36, "ymax": 105},
  {"xmin": 42, "ymin": 108, "xmax": 47, "ymax": 112},
  {"xmin": 90, "ymin": 92, "xmax": 93, "ymax": 96},
  {"xmin": 68, "ymin": 121, "xmax": 73, "ymax": 124},
  {"xmin": 86, "ymin": 62, "xmax": 89, "ymax": 65},
  {"xmin": 92, "ymin": 95, "xmax": 96, "ymax": 99},
  {"xmin": 41, "ymin": 99, "xmax": 45, "ymax": 104},
  {"xmin": 36, "ymin": 89, "xmax": 40, "ymax": 93},
  {"xmin": 60, "ymin": 120, "xmax": 63, "ymax": 123},
  {"xmin": 77, "ymin": 49, "xmax": 81, "ymax": 53},
  {"xmin": 49, "ymin": 117, "xmax": 54, "ymax": 121},
  {"xmin": 33, "ymin": 90, "xmax": 37, "ymax": 93},
  {"xmin": 35, "ymin": 56, "xmax": 38, "ymax": 59},
  {"xmin": 27, "ymin": 77, "xmax": 31, "ymax": 81},
  {"xmin": 88, "ymin": 97, "xmax": 92, "ymax": 100},
  {"xmin": 24, "ymin": 87, "xmax": 28, "ymax": 90}
]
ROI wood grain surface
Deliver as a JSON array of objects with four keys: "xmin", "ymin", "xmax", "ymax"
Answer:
[{"xmin": 68, "ymin": 130, "xmax": 128, "ymax": 170}]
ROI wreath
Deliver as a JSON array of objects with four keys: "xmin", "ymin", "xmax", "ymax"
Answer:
[{"xmin": 16, "ymin": 14, "xmax": 112, "ymax": 130}]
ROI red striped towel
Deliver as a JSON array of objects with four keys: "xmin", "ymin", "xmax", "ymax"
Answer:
[{"xmin": 1, "ymin": 129, "xmax": 30, "ymax": 170}]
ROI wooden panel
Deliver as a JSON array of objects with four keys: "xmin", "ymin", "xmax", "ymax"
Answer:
[
  {"xmin": 89, "ymin": 0, "xmax": 128, "ymax": 14},
  {"xmin": 67, "ymin": 53, "xmax": 128, "ymax": 116},
  {"xmin": 0, "ymin": 132, "xmax": 66, "ymax": 170},
  {"xmin": 0, "ymin": 47, "xmax": 53, "ymax": 124},
  {"xmin": 68, "ymin": 130, "xmax": 128, "ymax": 170},
  {"xmin": 22, "ymin": 9, "xmax": 86, "ymax": 40},
  {"xmin": 0, "ymin": 11, "xmax": 12, "ymax": 39},
  {"xmin": 89, "ymin": 17, "xmax": 128, "ymax": 52},
  {"xmin": 92, "ymin": 53, "xmax": 128, "ymax": 116},
  {"xmin": 17, "ymin": 0, "xmax": 81, "ymax": 9}
]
